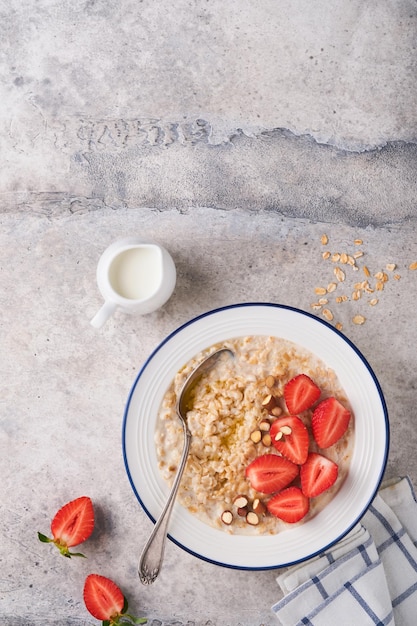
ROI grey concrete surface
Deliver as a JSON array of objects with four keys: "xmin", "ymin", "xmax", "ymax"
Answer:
[{"xmin": 1, "ymin": 1, "xmax": 417, "ymax": 625}]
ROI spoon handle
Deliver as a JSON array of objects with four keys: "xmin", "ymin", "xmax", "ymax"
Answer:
[{"xmin": 138, "ymin": 428, "xmax": 192, "ymax": 585}]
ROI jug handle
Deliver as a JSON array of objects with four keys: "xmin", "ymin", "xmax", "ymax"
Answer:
[{"xmin": 90, "ymin": 301, "xmax": 118, "ymax": 328}]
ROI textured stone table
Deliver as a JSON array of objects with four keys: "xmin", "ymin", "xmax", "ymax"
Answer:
[
  {"xmin": 1, "ymin": 0, "xmax": 417, "ymax": 624},
  {"xmin": 1, "ymin": 207, "xmax": 416, "ymax": 626}
]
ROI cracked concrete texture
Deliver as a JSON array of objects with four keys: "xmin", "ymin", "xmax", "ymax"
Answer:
[
  {"xmin": 3, "ymin": 0, "xmax": 417, "ymax": 150},
  {"xmin": 2, "ymin": 132, "xmax": 417, "ymax": 227},
  {"xmin": 2, "ymin": 0, "xmax": 417, "ymax": 218}
]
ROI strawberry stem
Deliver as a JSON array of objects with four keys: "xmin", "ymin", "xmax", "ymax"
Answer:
[{"xmin": 37, "ymin": 532, "xmax": 86, "ymax": 558}]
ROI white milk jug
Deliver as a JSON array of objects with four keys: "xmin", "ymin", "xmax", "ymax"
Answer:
[{"xmin": 90, "ymin": 238, "xmax": 176, "ymax": 328}]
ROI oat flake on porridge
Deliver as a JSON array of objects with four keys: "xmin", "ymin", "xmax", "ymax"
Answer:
[{"xmin": 155, "ymin": 335, "xmax": 354, "ymax": 535}]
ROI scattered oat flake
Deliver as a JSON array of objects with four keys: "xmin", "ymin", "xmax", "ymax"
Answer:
[
  {"xmin": 376, "ymin": 281, "xmax": 384, "ymax": 291},
  {"xmin": 322, "ymin": 251, "xmax": 331, "ymax": 260},
  {"xmin": 332, "ymin": 253, "xmax": 341, "ymax": 263},
  {"xmin": 353, "ymin": 315, "xmax": 366, "ymax": 325},
  {"xmin": 340, "ymin": 253, "xmax": 348, "ymax": 264},
  {"xmin": 335, "ymin": 322, "xmax": 343, "ymax": 331},
  {"xmin": 327, "ymin": 282, "xmax": 337, "ymax": 293},
  {"xmin": 318, "ymin": 298, "xmax": 328, "ymax": 305},
  {"xmin": 353, "ymin": 251, "xmax": 364, "ymax": 259},
  {"xmin": 321, "ymin": 234, "xmax": 329, "ymax": 245},
  {"xmin": 315, "ymin": 287, "xmax": 327, "ymax": 295},
  {"xmin": 394, "ymin": 274, "xmax": 401, "ymax": 280},
  {"xmin": 409, "ymin": 261, "xmax": 417, "ymax": 271},
  {"xmin": 369, "ymin": 298, "xmax": 379, "ymax": 306},
  {"xmin": 311, "ymin": 303, "xmax": 322, "ymax": 310},
  {"xmin": 322, "ymin": 308, "xmax": 334, "ymax": 321},
  {"xmin": 386, "ymin": 263, "xmax": 396, "ymax": 272},
  {"xmin": 334, "ymin": 267, "xmax": 345, "ymax": 282},
  {"xmin": 354, "ymin": 239, "xmax": 363, "ymax": 245},
  {"xmin": 347, "ymin": 255, "xmax": 356, "ymax": 266},
  {"xmin": 363, "ymin": 266, "xmax": 370, "ymax": 277}
]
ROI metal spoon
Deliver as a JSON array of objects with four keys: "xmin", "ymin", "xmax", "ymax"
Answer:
[{"xmin": 138, "ymin": 347, "xmax": 234, "ymax": 585}]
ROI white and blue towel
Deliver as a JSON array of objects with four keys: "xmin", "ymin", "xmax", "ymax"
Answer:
[{"xmin": 272, "ymin": 476, "xmax": 417, "ymax": 625}]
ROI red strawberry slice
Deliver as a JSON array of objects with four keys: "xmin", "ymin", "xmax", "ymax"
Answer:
[
  {"xmin": 300, "ymin": 452, "xmax": 339, "ymax": 497},
  {"xmin": 270, "ymin": 416, "xmax": 309, "ymax": 464},
  {"xmin": 284, "ymin": 374, "xmax": 321, "ymax": 414},
  {"xmin": 267, "ymin": 486, "xmax": 310, "ymax": 523},
  {"xmin": 84, "ymin": 574, "xmax": 125, "ymax": 621},
  {"xmin": 245, "ymin": 454, "xmax": 299, "ymax": 494},
  {"xmin": 312, "ymin": 397, "xmax": 352, "ymax": 448},
  {"xmin": 83, "ymin": 574, "xmax": 146, "ymax": 625},
  {"xmin": 38, "ymin": 496, "xmax": 94, "ymax": 558}
]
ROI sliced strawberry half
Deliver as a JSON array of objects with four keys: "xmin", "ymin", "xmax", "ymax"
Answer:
[
  {"xmin": 83, "ymin": 574, "xmax": 147, "ymax": 625},
  {"xmin": 38, "ymin": 496, "xmax": 94, "ymax": 558},
  {"xmin": 84, "ymin": 574, "xmax": 125, "ymax": 621},
  {"xmin": 245, "ymin": 454, "xmax": 299, "ymax": 494},
  {"xmin": 312, "ymin": 397, "xmax": 352, "ymax": 448},
  {"xmin": 300, "ymin": 452, "xmax": 339, "ymax": 497},
  {"xmin": 270, "ymin": 416, "xmax": 309, "ymax": 465},
  {"xmin": 284, "ymin": 374, "xmax": 321, "ymax": 414},
  {"xmin": 267, "ymin": 486, "xmax": 310, "ymax": 523}
]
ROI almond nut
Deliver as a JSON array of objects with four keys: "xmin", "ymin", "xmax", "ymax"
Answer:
[
  {"xmin": 233, "ymin": 495, "xmax": 249, "ymax": 509},
  {"xmin": 221, "ymin": 510, "xmax": 233, "ymax": 525},
  {"xmin": 261, "ymin": 433, "xmax": 272, "ymax": 447},
  {"xmin": 250, "ymin": 430, "xmax": 262, "ymax": 443},
  {"xmin": 246, "ymin": 511, "xmax": 259, "ymax": 526},
  {"xmin": 259, "ymin": 420, "xmax": 271, "ymax": 432},
  {"xmin": 270, "ymin": 406, "xmax": 282, "ymax": 417},
  {"xmin": 252, "ymin": 498, "xmax": 266, "ymax": 515},
  {"xmin": 261, "ymin": 394, "xmax": 277, "ymax": 411}
]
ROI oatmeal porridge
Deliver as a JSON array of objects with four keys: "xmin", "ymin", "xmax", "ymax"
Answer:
[{"xmin": 155, "ymin": 335, "xmax": 354, "ymax": 535}]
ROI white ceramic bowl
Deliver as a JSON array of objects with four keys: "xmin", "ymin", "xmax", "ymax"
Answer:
[{"xmin": 123, "ymin": 303, "xmax": 389, "ymax": 570}]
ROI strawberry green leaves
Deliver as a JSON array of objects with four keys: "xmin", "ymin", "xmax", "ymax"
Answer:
[{"xmin": 38, "ymin": 496, "xmax": 94, "ymax": 558}]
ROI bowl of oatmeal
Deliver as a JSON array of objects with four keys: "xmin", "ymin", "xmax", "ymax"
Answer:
[{"xmin": 123, "ymin": 303, "xmax": 389, "ymax": 570}]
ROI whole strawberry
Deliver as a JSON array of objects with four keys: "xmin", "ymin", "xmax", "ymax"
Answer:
[
  {"xmin": 84, "ymin": 574, "xmax": 147, "ymax": 625},
  {"xmin": 38, "ymin": 496, "xmax": 94, "ymax": 558}
]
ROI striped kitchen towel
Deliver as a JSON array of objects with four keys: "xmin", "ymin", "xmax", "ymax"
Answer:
[{"xmin": 272, "ymin": 476, "xmax": 417, "ymax": 625}]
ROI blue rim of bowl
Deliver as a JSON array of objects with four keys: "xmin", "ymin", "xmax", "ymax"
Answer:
[{"xmin": 122, "ymin": 302, "xmax": 390, "ymax": 570}]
